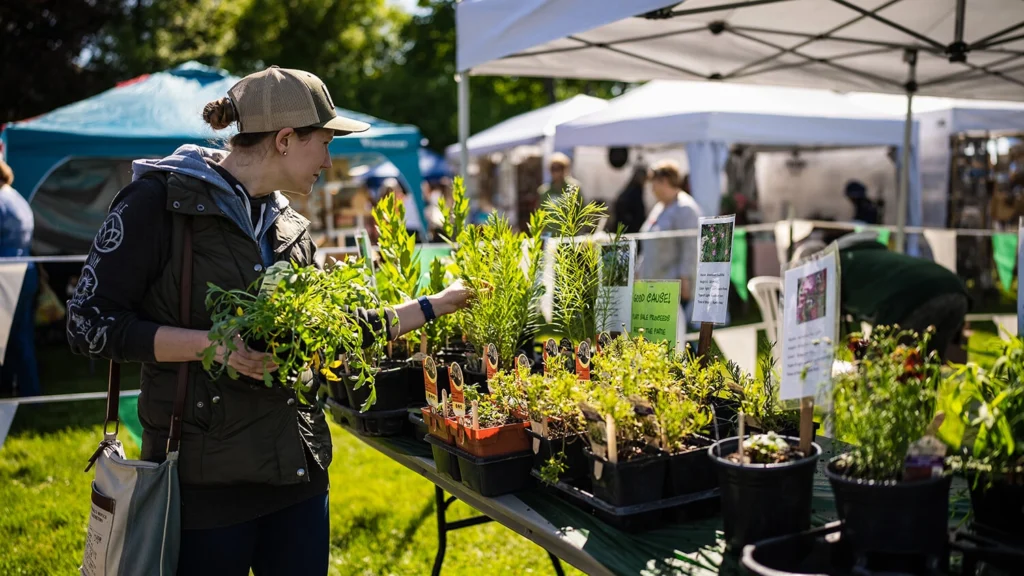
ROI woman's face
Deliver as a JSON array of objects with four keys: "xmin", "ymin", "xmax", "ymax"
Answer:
[
  {"xmin": 651, "ymin": 177, "xmax": 677, "ymax": 204},
  {"xmin": 276, "ymin": 128, "xmax": 334, "ymax": 195}
]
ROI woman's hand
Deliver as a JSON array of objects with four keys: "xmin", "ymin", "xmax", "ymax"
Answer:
[
  {"xmin": 433, "ymin": 279, "xmax": 473, "ymax": 316},
  {"xmin": 215, "ymin": 334, "xmax": 278, "ymax": 380}
]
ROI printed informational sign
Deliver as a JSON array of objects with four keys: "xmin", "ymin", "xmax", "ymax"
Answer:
[
  {"xmin": 692, "ymin": 215, "xmax": 735, "ymax": 324},
  {"xmin": 780, "ymin": 244, "xmax": 840, "ymax": 401},
  {"xmin": 630, "ymin": 280, "xmax": 681, "ymax": 349},
  {"xmin": 597, "ymin": 239, "xmax": 636, "ymax": 333},
  {"xmin": 422, "ymin": 357, "xmax": 438, "ymax": 408}
]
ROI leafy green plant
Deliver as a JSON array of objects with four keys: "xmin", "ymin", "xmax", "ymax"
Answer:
[
  {"xmin": 940, "ymin": 338, "xmax": 1024, "ymax": 478},
  {"xmin": 373, "ymin": 191, "xmax": 424, "ymax": 356},
  {"xmin": 828, "ymin": 326, "xmax": 942, "ymax": 480},
  {"xmin": 593, "ymin": 332, "xmax": 678, "ymax": 401},
  {"xmin": 203, "ymin": 257, "xmax": 388, "ymax": 409},
  {"xmin": 443, "ymin": 181, "xmax": 547, "ymax": 368},
  {"xmin": 737, "ymin": 432, "xmax": 800, "ymax": 465},
  {"xmin": 722, "ymin": 345, "xmax": 800, "ymax": 433},
  {"xmin": 422, "ymin": 257, "xmax": 459, "ymax": 353},
  {"xmin": 546, "ymin": 186, "xmax": 607, "ymax": 345},
  {"xmin": 524, "ymin": 363, "xmax": 588, "ymax": 437},
  {"xmin": 654, "ymin": 390, "xmax": 712, "ymax": 453}
]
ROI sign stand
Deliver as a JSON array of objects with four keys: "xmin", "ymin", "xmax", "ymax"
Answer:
[
  {"xmin": 799, "ymin": 397, "xmax": 814, "ymax": 454},
  {"xmin": 696, "ymin": 322, "xmax": 714, "ymax": 366}
]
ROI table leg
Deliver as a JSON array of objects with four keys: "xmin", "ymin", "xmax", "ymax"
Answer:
[
  {"xmin": 432, "ymin": 486, "xmax": 448, "ymax": 576},
  {"xmin": 548, "ymin": 551, "xmax": 566, "ymax": 576}
]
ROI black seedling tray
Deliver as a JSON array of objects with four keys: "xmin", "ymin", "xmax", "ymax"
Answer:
[
  {"xmin": 327, "ymin": 398, "xmax": 408, "ymax": 437},
  {"xmin": 533, "ymin": 470, "xmax": 720, "ymax": 533},
  {"xmin": 425, "ymin": 434, "xmax": 462, "ymax": 482},
  {"xmin": 408, "ymin": 408, "xmax": 429, "ymax": 442},
  {"xmin": 426, "ymin": 434, "xmax": 533, "ymax": 496}
]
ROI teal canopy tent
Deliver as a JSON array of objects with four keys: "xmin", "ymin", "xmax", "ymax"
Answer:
[{"xmin": 0, "ymin": 62, "xmax": 425, "ymax": 240}]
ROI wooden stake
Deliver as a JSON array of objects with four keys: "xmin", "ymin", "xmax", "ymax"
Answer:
[
  {"xmin": 606, "ymin": 414, "xmax": 618, "ymax": 464},
  {"xmin": 420, "ymin": 336, "xmax": 428, "ymax": 356},
  {"xmin": 799, "ymin": 397, "xmax": 814, "ymax": 454},
  {"xmin": 697, "ymin": 322, "xmax": 714, "ymax": 367},
  {"xmin": 471, "ymin": 400, "xmax": 479, "ymax": 430},
  {"xmin": 738, "ymin": 410, "xmax": 746, "ymax": 461}
]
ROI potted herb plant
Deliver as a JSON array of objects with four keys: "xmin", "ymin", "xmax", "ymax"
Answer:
[
  {"xmin": 524, "ymin": 361, "xmax": 590, "ymax": 485},
  {"xmin": 826, "ymin": 326, "xmax": 950, "ymax": 561},
  {"xmin": 442, "ymin": 177, "xmax": 548, "ymax": 387},
  {"xmin": 546, "ymin": 187, "xmax": 606, "ymax": 348},
  {"xmin": 708, "ymin": 431, "xmax": 821, "ymax": 550},
  {"xmin": 455, "ymin": 374, "xmax": 530, "ymax": 458},
  {"xmin": 940, "ymin": 337, "xmax": 1024, "ymax": 537},
  {"xmin": 655, "ymin": 390, "xmax": 716, "ymax": 497},
  {"xmin": 203, "ymin": 257, "xmax": 384, "ymax": 410}
]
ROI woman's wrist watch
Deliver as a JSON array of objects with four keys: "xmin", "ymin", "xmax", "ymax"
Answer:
[{"xmin": 417, "ymin": 296, "xmax": 436, "ymax": 322}]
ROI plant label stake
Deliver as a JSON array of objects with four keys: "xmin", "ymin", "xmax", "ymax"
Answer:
[
  {"xmin": 471, "ymin": 400, "xmax": 480, "ymax": 430},
  {"xmin": 606, "ymin": 415, "xmax": 618, "ymax": 464},
  {"xmin": 696, "ymin": 322, "xmax": 714, "ymax": 367},
  {"xmin": 559, "ymin": 337, "xmax": 575, "ymax": 373},
  {"xmin": 515, "ymin": 354, "xmax": 530, "ymax": 387},
  {"xmin": 419, "ymin": 336, "xmax": 428, "ymax": 357},
  {"xmin": 799, "ymin": 397, "xmax": 814, "ymax": 455},
  {"xmin": 423, "ymin": 357, "xmax": 439, "ymax": 408},
  {"xmin": 485, "ymin": 343, "xmax": 498, "ymax": 381},
  {"xmin": 543, "ymin": 338, "xmax": 557, "ymax": 375},
  {"xmin": 450, "ymin": 362, "xmax": 466, "ymax": 418},
  {"xmin": 597, "ymin": 332, "xmax": 610, "ymax": 354},
  {"xmin": 737, "ymin": 410, "xmax": 746, "ymax": 462},
  {"xmin": 576, "ymin": 340, "xmax": 591, "ymax": 381}
]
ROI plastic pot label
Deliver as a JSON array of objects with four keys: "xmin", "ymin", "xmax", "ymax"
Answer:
[
  {"xmin": 542, "ymin": 338, "xmax": 557, "ymax": 374},
  {"xmin": 576, "ymin": 340, "xmax": 591, "ymax": 381},
  {"xmin": 449, "ymin": 362, "xmax": 466, "ymax": 418},
  {"xmin": 485, "ymin": 343, "xmax": 498, "ymax": 380},
  {"xmin": 532, "ymin": 437, "xmax": 541, "ymax": 454},
  {"xmin": 593, "ymin": 459, "xmax": 604, "ymax": 480},
  {"xmin": 423, "ymin": 357, "xmax": 438, "ymax": 408},
  {"xmin": 597, "ymin": 332, "xmax": 610, "ymax": 353},
  {"xmin": 516, "ymin": 354, "xmax": 530, "ymax": 385}
]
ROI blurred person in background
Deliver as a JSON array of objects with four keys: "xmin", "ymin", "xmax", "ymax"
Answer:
[
  {"xmin": 607, "ymin": 162, "xmax": 647, "ymax": 235},
  {"xmin": 0, "ymin": 158, "xmax": 40, "ymax": 397},
  {"xmin": 637, "ymin": 160, "xmax": 702, "ymax": 338},
  {"xmin": 792, "ymin": 232, "xmax": 968, "ymax": 362},
  {"xmin": 845, "ymin": 180, "xmax": 882, "ymax": 225},
  {"xmin": 537, "ymin": 152, "xmax": 581, "ymax": 206}
]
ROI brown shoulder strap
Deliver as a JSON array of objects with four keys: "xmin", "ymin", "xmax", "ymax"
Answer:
[{"xmin": 167, "ymin": 217, "xmax": 194, "ymax": 453}]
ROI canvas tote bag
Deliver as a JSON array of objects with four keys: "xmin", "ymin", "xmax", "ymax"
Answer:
[{"xmin": 80, "ymin": 219, "xmax": 193, "ymax": 576}]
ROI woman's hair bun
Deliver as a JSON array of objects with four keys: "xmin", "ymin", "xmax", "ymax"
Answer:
[{"xmin": 202, "ymin": 97, "xmax": 236, "ymax": 130}]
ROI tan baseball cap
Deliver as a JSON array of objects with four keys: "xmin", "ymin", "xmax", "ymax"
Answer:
[{"xmin": 227, "ymin": 66, "xmax": 370, "ymax": 136}]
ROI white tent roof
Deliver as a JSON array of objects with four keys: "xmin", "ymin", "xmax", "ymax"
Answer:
[
  {"xmin": 554, "ymin": 80, "xmax": 913, "ymax": 149},
  {"xmin": 444, "ymin": 94, "xmax": 608, "ymax": 159},
  {"xmin": 457, "ymin": 0, "xmax": 1024, "ymax": 101},
  {"xmin": 846, "ymin": 92, "xmax": 1024, "ymax": 132}
]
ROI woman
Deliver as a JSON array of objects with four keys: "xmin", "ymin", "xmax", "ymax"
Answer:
[
  {"xmin": 607, "ymin": 162, "xmax": 648, "ymax": 235},
  {"xmin": 67, "ymin": 66, "xmax": 470, "ymax": 575},
  {"xmin": 637, "ymin": 160, "xmax": 703, "ymax": 342}
]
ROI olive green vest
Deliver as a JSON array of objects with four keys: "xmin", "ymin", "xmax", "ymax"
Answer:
[{"xmin": 136, "ymin": 171, "xmax": 331, "ymax": 487}]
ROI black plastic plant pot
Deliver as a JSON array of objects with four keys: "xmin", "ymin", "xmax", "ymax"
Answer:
[
  {"xmin": 404, "ymin": 360, "xmax": 427, "ymax": 406},
  {"xmin": 526, "ymin": 429, "xmax": 590, "ymax": 483},
  {"xmin": 425, "ymin": 434, "xmax": 462, "ymax": 482},
  {"xmin": 345, "ymin": 363, "xmax": 408, "ymax": 412},
  {"xmin": 825, "ymin": 457, "xmax": 952, "ymax": 559},
  {"xmin": 709, "ymin": 436, "xmax": 821, "ymax": 551},
  {"xmin": 408, "ymin": 408, "xmax": 429, "ymax": 442},
  {"xmin": 968, "ymin": 473, "xmax": 1024, "ymax": 538},
  {"xmin": 456, "ymin": 448, "xmax": 534, "ymax": 497},
  {"xmin": 585, "ymin": 446, "xmax": 668, "ymax": 507},
  {"xmin": 665, "ymin": 437, "xmax": 717, "ymax": 497}
]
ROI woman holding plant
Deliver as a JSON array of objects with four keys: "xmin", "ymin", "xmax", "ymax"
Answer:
[{"xmin": 67, "ymin": 66, "xmax": 470, "ymax": 575}]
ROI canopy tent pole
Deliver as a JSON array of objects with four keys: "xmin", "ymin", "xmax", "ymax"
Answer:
[
  {"xmin": 458, "ymin": 72, "xmax": 470, "ymax": 187},
  {"xmin": 896, "ymin": 49, "xmax": 917, "ymax": 255}
]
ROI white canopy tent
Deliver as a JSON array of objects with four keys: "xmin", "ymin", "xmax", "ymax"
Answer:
[
  {"xmin": 444, "ymin": 94, "xmax": 608, "ymax": 159},
  {"xmin": 454, "ymin": 0, "xmax": 1024, "ymax": 252},
  {"xmin": 553, "ymin": 79, "xmax": 919, "ymax": 219},
  {"xmin": 847, "ymin": 93, "xmax": 1024, "ymax": 226}
]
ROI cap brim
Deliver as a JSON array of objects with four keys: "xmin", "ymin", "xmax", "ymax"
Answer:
[{"xmin": 322, "ymin": 115, "xmax": 371, "ymax": 135}]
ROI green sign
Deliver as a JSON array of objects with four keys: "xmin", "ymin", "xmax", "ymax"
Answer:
[
  {"xmin": 730, "ymin": 228, "xmax": 749, "ymax": 302},
  {"xmin": 630, "ymin": 280, "xmax": 680, "ymax": 349}
]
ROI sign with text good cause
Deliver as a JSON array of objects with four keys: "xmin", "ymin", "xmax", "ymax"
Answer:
[
  {"xmin": 630, "ymin": 280, "xmax": 680, "ymax": 349},
  {"xmin": 692, "ymin": 214, "xmax": 736, "ymax": 325},
  {"xmin": 780, "ymin": 245, "xmax": 840, "ymax": 401}
]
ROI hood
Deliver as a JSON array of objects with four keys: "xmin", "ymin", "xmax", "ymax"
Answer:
[{"xmin": 131, "ymin": 144, "xmax": 288, "ymax": 241}]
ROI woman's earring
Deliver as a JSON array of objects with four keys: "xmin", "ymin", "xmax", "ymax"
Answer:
[{"xmin": 283, "ymin": 151, "xmax": 288, "ymax": 156}]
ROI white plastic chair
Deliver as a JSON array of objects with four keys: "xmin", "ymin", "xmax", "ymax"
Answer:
[{"xmin": 747, "ymin": 276, "xmax": 782, "ymax": 361}]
